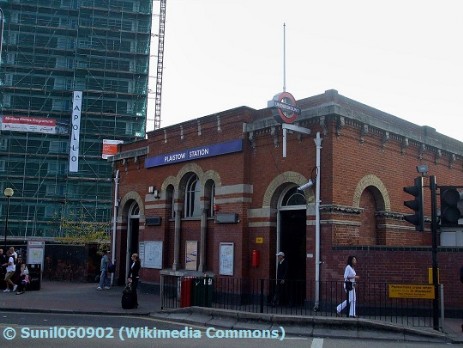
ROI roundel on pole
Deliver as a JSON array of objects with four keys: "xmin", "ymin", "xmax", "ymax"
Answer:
[{"xmin": 267, "ymin": 91, "xmax": 301, "ymax": 124}]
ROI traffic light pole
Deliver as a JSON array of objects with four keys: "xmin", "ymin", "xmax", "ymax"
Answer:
[{"xmin": 430, "ymin": 175, "xmax": 439, "ymax": 331}]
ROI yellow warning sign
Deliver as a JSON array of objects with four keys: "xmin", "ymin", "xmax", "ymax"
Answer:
[
  {"xmin": 388, "ymin": 284, "xmax": 435, "ymax": 299},
  {"xmin": 255, "ymin": 237, "xmax": 264, "ymax": 244}
]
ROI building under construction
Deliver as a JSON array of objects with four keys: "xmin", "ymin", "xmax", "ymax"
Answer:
[{"xmin": 0, "ymin": 0, "xmax": 156, "ymax": 242}]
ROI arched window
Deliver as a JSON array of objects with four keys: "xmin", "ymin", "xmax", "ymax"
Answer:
[
  {"xmin": 184, "ymin": 174, "xmax": 200, "ymax": 218},
  {"xmin": 282, "ymin": 187, "xmax": 307, "ymax": 207},
  {"xmin": 166, "ymin": 185, "xmax": 174, "ymax": 219},
  {"xmin": 205, "ymin": 180, "xmax": 216, "ymax": 217},
  {"xmin": 130, "ymin": 203, "xmax": 140, "ymax": 217}
]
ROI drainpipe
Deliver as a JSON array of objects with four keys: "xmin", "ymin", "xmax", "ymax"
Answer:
[
  {"xmin": 198, "ymin": 208, "xmax": 207, "ymax": 272},
  {"xmin": 314, "ymin": 132, "xmax": 323, "ymax": 310},
  {"xmin": 173, "ymin": 201, "xmax": 181, "ymax": 271},
  {"xmin": 111, "ymin": 170, "xmax": 119, "ymax": 286}
]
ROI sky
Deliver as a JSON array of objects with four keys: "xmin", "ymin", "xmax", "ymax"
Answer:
[{"xmin": 147, "ymin": 0, "xmax": 463, "ymax": 142}]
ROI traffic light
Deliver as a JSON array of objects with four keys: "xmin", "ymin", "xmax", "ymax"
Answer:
[
  {"xmin": 440, "ymin": 186, "xmax": 462, "ymax": 227},
  {"xmin": 403, "ymin": 176, "xmax": 424, "ymax": 231}
]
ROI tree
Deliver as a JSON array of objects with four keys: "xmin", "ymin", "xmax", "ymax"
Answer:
[{"xmin": 55, "ymin": 215, "xmax": 110, "ymax": 252}]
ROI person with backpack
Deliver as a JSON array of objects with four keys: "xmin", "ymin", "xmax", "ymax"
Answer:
[{"xmin": 8, "ymin": 247, "xmax": 17, "ymax": 264}]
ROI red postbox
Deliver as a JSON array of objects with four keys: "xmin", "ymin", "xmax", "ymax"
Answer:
[
  {"xmin": 180, "ymin": 277, "xmax": 193, "ymax": 307},
  {"xmin": 251, "ymin": 249, "xmax": 260, "ymax": 268}
]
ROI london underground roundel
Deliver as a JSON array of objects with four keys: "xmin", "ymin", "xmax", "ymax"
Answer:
[{"xmin": 268, "ymin": 91, "xmax": 301, "ymax": 124}]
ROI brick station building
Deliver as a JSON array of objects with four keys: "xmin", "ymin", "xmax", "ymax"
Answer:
[{"xmin": 111, "ymin": 89, "xmax": 463, "ymax": 311}]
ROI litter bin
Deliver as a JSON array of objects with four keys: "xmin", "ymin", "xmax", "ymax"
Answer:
[
  {"xmin": 27, "ymin": 264, "xmax": 41, "ymax": 291},
  {"xmin": 192, "ymin": 276, "xmax": 213, "ymax": 307},
  {"xmin": 192, "ymin": 277, "xmax": 205, "ymax": 306},
  {"xmin": 204, "ymin": 276, "xmax": 213, "ymax": 307},
  {"xmin": 180, "ymin": 277, "xmax": 193, "ymax": 307}
]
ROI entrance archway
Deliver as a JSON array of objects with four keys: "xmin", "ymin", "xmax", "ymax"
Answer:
[
  {"xmin": 121, "ymin": 202, "xmax": 139, "ymax": 283},
  {"xmin": 278, "ymin": 187, "xmax": 307, "ymax": 305}
]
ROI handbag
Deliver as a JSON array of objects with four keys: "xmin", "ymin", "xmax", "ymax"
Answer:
[
  {"xmin": 345, "ymin": 280, "xmax": 353, "ymax": 291},
  {"xmin": 107, "ymin": 261, "xmax": 116, "ymax": 273}
]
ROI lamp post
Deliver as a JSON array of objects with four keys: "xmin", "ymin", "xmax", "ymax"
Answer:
[{"xmin": 3, "ymin": 188, "xmax": 14, "ymax": 250}]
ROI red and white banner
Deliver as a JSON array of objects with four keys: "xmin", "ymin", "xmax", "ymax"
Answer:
[
  {"xmin": 1, "ymin": 116, "xmax": 56, "ymax": 134},
  {"xmin": 102, "ymin": 139, "xmax": 124, "ymax": 159}
]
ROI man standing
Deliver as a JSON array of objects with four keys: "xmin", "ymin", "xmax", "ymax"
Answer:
[
  {"xmin": 272, "ymin": 251, "xmax": 288, "ymax": 306},
  {"xmin": 97, "ymin": 250, "xmax": 110, "ymax": 290}
]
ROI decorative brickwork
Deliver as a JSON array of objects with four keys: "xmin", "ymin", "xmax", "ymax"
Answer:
[
  {"xmin": 353, "ymin": 174, "xmax": 390, "ymax": 211},
  {"xmin": 262, "ymin": 171, "xmax": 314, "ymax": 207},
  {"xmin": 119, "ymin": 191, "xmax": 145, "ymax": 218}
]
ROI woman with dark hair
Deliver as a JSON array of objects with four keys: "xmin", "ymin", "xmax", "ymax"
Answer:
[{"xmin": 336, "ymin": 255, "xmax": 360, "ymax": 317}]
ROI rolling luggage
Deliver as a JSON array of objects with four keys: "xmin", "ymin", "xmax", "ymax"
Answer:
[{"xmin": 121, "ymin": 284, "xmax": 136, "ymax": 309}]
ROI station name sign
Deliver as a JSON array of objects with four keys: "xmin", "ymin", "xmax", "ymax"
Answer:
[{"xmin": 145, "ymin": 139, "xmax": 243, "ymax": 168}]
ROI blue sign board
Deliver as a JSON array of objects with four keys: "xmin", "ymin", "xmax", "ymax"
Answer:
[{"xmin": 145, "ymin": 139, "xmax": 243, "ymax": 168}]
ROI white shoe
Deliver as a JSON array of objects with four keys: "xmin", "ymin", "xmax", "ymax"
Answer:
[
  {"xmin": 97, "ymin": 287, "xmax": 102, "ymax": 290},
  {"xmin": 13, "ymin": 285, "xmax": 18, "ymax": 292},
  {"xmin": 104, "ymin": 287, "xmax": 110, "ymax": 290},
  {"xmin": 3, "ymin": 289, "xmax": 10, "ymax": 293}
]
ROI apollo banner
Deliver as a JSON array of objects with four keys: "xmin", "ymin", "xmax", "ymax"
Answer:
[{"xmin": 69, "ymin": 91, "xmax": 83, "ymax": 173}]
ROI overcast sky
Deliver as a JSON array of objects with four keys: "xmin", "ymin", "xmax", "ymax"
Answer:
[{"xmin": 147, "ymin": 0, "xmax": 463, "ymax": 142}]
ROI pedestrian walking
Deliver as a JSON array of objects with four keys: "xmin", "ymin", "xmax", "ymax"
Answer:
[
  {"xmin": 3, "ymin": 249, "xmax": 18, "ymax": 293},
  {"xmin": 8, "ymin": 247, "xmax": 18, "ymax": 264},
  {"xmin": 97, "ymin": 250, "xmax": 111, "ymax": 290},
  {"xmin": 336, "ymin": 255, "xmax": 360, "ymax": 317}
]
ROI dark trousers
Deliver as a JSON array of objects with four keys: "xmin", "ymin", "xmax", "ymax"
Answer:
[
  {"xmin": 16, "ymin": 280, "xmax": 28, "ymax": 293},
  {"xmin": 272, "ymin": 281, "xmax": 286, "ymax": 305},
  {"xmin": 132, "ymin": 277, "xmax": 139, "ymax": 306}
]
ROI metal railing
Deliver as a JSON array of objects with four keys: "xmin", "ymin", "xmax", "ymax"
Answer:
[{"xmin": 161, "ymin": 275, "xmax": 435, "ymax": 328}]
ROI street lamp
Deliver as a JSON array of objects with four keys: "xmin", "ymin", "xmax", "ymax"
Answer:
[{"xmin": 3, "ymin": 187, "xmax": 14, "ymax": 250}]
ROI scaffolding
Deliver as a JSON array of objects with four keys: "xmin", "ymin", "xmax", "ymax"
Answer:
[
  {"xmin": 148, "ymin": 0, "xmax": 166, "ymax": 131},
  {"xmin": 0, "ymin": 0, "xmax": 153, "ymax": 240}
]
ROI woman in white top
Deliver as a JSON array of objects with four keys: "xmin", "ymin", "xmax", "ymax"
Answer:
[{"xmin": 336, "ymin": 255, "xmax": 360, "ymax": 317}]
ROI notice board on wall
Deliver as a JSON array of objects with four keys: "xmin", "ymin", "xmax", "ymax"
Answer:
[
  {"xmin": 219, "ymin": 242, "xmax": 234, "ymax": 276},
  {"xmin": 139, "ymin": 241, "xmax": 163, "ymax": 269},
  {"xmin": 185, "ymin": 240, "xmax": 198, "ymax": 271}
]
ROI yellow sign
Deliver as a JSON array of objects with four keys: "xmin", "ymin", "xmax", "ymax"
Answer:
[
  {"xmin": 255, "ymin": 237, "xmax": 264, "ymax": 244},
  {"xmin": 388, "ymin": 284, "xmax": 435, "ymax": 299}
]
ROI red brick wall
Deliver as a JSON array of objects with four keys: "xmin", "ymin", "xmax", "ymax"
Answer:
[{"xmin": 114, "ymin": 97, "xmax": 463, "ymax": 310}]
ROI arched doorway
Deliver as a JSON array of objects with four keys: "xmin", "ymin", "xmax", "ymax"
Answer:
[
  {"xmin": 278, "ymin": 187, "xmax": 307, "ymax": 305},
  {"xmin": 119, "ymin": 201, "xmax": 140, "ymax": 284}
]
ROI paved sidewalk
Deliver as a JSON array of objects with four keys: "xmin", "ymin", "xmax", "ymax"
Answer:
[
  {"xmin": 0, "ymin": 280, "xmax": 161, "ymax": 315},
  {"xmin": 0, "ymin": 280, "xmax": 461, "ymax": 343}
]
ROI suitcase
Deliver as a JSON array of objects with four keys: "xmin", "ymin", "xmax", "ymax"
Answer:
[{"xmin": 121, "ymin": 285, "xmax": 136, "ymax": 309}]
